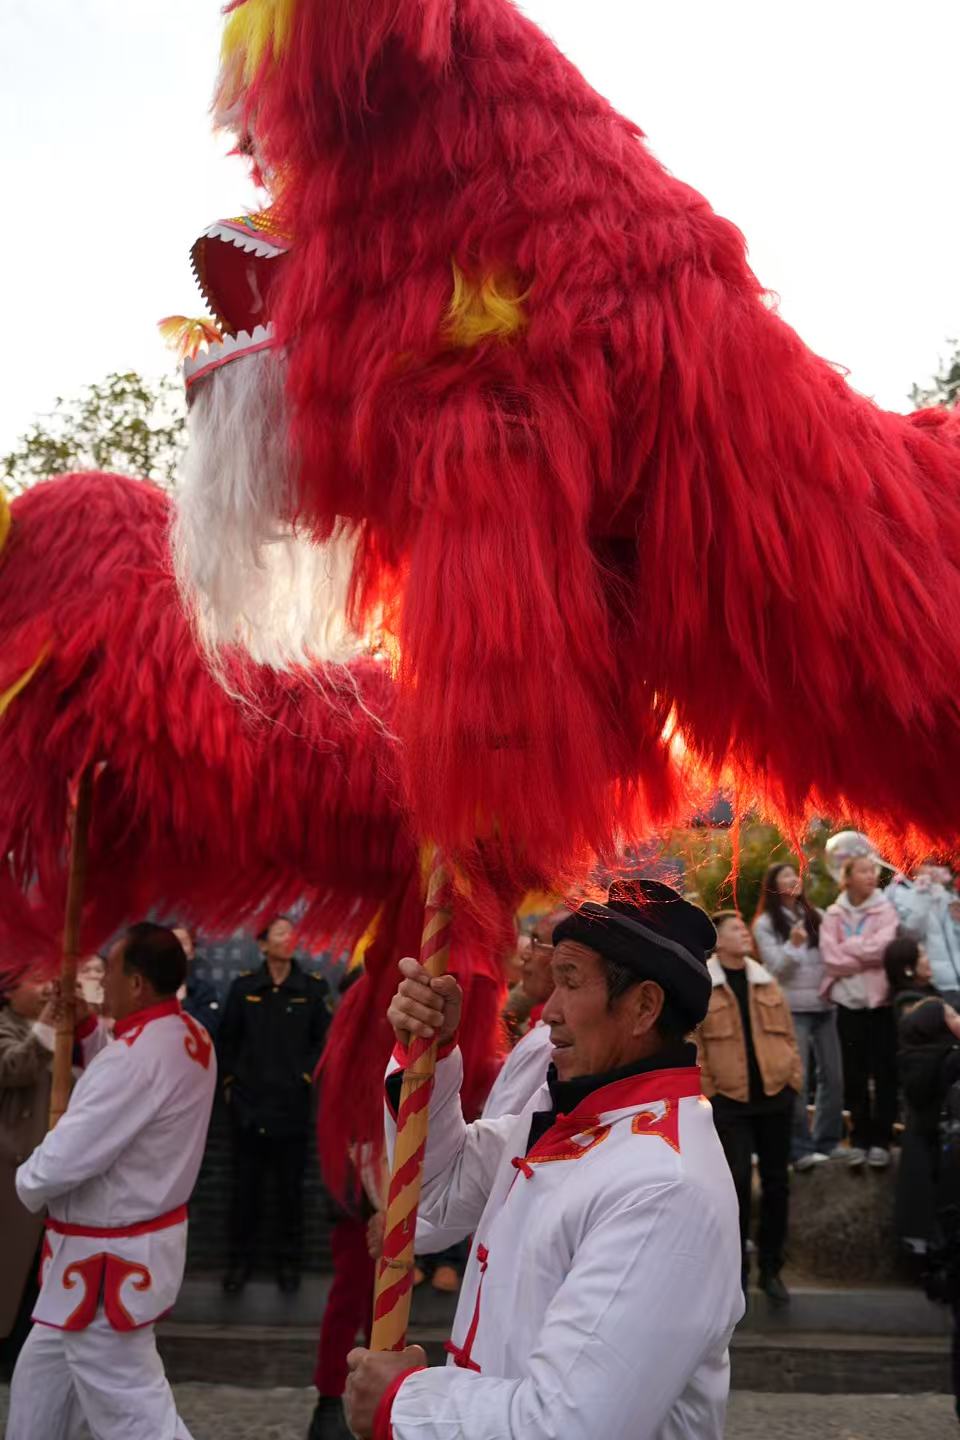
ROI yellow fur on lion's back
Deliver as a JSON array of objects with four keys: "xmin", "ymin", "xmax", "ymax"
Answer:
[{"xmin": 445, "ymin": 262, "xmax": 528, "ymax": 348}]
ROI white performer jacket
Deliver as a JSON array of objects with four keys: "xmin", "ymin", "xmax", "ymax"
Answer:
[
  {"xmin": 16, "ymin": 999, "xmax": 216, "ymax": 1333},
  {"xmin": 481, "ymin": 1022, "xmax": 553, "ymax": 1122},
  {"xmin": 384, "ymin": 1043, "xmax": 742, "ymax": 1440},
  {"xmin": 415, "ymin": 1022, "xmax": 555, "ymax": 1255}
]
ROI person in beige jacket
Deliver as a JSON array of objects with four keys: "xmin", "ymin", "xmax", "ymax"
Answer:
[
  {"xmin": 699, "ymin": 912, "xmax": 803, "ymax": 1307},
  {"xmin": 0, "ymin": 976, "xmax": 56, "ymax": 1375}
]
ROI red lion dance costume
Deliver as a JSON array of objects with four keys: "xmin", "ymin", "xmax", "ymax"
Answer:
[{"xmin": 176, "ymin": 0, "xmax": 960, "ymax": 888}]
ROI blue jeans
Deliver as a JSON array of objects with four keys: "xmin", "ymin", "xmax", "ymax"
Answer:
[{"xmin": 791, "ymin": 1009, "xmax": 844, "ymax": 1158}]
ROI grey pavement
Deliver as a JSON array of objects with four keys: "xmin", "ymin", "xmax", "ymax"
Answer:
[{"xmin": 0, "ymin": 1386, "xmax": 956, "ymax": 1438}]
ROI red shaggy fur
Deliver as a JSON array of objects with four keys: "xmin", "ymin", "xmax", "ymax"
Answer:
[
  {"xmin": 232, "ymin": 0, "xmax": 960, "ymax": 879},
  {"xmin": 0, "ymin": 472, "xmax": 509, "ymax": 1168},
  {"xmin": 0, "ymin": 472, "xmax": 413, "ymax": 954},
  {"xmin": 316, "ymin": 863, "xmax": 509, "ymax": 1202}
]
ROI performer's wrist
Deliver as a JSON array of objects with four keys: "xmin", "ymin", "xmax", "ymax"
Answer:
[{"xmin": 372, "ymin": 1365, "xmax": 426, "ymax": 1440}]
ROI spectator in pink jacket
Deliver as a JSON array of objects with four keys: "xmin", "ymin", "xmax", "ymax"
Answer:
[{"xmin": 820, "ymin": 857, "xmax": 899, "ymax": 1169}]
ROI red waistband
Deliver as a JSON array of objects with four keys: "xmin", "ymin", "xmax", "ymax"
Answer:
[{"xmin": 46, "ymin": 1203, "xmax": 188, "ymax": 1240}]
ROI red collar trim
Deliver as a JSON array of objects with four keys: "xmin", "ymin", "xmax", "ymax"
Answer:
[
  {"xmin": 522, "ymin": 1067, "xmax": 702, "ymax": 1169},
  {"xmin": 559, "ymin": 1066, "xmax": 702, "ymax": 1124},
  {"xmin": 113, "ymin": 997, "xmax": 181, "ymax": 1040}
]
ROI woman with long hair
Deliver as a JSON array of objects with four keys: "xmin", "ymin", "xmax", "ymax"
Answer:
[{"xmin": 753, "ymin": 862, "xmax": 844, "ymax": 1169}]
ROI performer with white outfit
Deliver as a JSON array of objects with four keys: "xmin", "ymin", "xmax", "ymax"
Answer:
[
  {"xmin": 480, "ymin": 1019, "xmax": 553, "ymax": 1121},
  {"xmin": 7, "ymin": 923, "xmax": 216, "ymax": 1440},
  {"xmin": 346, "ymin": 882, "xmax": 743, "ymax": 1440}
]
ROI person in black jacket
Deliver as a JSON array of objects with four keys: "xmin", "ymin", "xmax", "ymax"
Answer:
[
  {"xmin": 888, "ymin": 938, "xmax": 944, "ymax": 1257},
  {"xmin": 219, "ymin": 916, "xmax": 331, "ymax": 1294},
  {"xmin": 899, "ymin": 996, "xmax": 960, "ymax": 1423}
]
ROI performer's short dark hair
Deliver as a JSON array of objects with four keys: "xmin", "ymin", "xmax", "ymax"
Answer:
[
  {"xmin": 600, "ymin": 952, "xmax": 692, "ymax": 1041},
  {"xmin": 122, "ymin": 923, "xmax": 187, "ymax": 996}
]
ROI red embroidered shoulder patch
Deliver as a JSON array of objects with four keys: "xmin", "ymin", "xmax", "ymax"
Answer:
[
  {"xmin": 181, "ymin": 1012, "xmax": 212, "ymax": 1069},
  {"xmin": 631, "ymin": 1100, "xmax": 681, "ymax": 1154}
]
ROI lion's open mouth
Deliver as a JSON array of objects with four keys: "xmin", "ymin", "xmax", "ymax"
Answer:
[{"xmin": 190, "ymin": 212, "xmax": 290, "ymax": 338}]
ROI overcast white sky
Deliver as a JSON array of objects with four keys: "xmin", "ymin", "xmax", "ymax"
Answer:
[{"xmin": 3, "ymin": 1, "xmax": 958, "ymax": 451}]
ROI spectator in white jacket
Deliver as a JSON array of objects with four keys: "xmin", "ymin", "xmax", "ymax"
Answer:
[
  {"xmin": 753, "ymin": 864, "xmax": 844, "ymax": 1169},
  {"xmin": 886, "ymin": 863, "xmax": 960, "ymax": 1003}
]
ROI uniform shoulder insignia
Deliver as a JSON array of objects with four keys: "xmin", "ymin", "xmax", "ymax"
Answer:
[{"xmin": 237, "ymin": 969, "xmax": 253, "ymax": 978}]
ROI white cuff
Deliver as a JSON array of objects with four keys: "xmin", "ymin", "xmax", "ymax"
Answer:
[{"xmin": 31, "ymin": 1021, "xmax": 56, "ymax": 1052}]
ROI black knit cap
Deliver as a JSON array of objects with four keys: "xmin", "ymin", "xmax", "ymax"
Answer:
[{"xmin": 552, "ymin": 879, "xmax": 716, "ymax": 1027}]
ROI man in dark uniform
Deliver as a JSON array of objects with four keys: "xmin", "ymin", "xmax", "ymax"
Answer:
[{"xmin": 219, "ymin": 916, "xmax": 331, "ymax": 1294}]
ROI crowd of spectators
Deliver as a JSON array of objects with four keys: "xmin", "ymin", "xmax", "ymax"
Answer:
[{"xmin": 5, "ymin": 857, "xmax": 960, "ymax": 1432}]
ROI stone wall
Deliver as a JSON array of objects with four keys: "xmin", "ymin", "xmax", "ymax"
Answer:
[
  {"xmin": 186, "ymin": 1096, "xmax": 333, "ymax": 1273},
  {"xmin": 784, "ymin": 1158, "xmax": 903, "ymax": 1283}
]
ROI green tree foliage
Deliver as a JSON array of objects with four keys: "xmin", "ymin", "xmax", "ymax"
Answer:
[
  {"xmin": 669, "ymin": 819, "xmax": 837, "ymax": 919},
  {"xmin": 2, "ymin": 372, "xmax": 186, "ymax": 495},
  {"xmin": 911, "ymin": 342, "xmax": 960, "ymax": 410}
]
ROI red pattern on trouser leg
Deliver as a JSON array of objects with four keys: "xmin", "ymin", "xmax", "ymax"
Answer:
[{"xmin": 313, "ymin": 1216, "xmax": 376, "ymax": 1395}]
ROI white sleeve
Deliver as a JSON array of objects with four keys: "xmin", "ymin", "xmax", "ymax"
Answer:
[
  {"xmin": 391, "ymin": 1182, "xmax": 736, "ymax": 1440},
  {"xmin": 15, "ymin": 1044, "xmax": 162, "ymax": 1212},
  {"xmin": 385, "ymin": 1047, "xmax": 519, "ymax": 1242},
  {"xmin": 482, "ymin": 1028, "xmax": 552, "ymax": 1122}
]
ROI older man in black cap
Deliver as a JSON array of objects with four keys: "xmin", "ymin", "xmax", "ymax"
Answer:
[{"xmin": 345, "ymin": 881, "xmax": 743, "ymax": 1440}]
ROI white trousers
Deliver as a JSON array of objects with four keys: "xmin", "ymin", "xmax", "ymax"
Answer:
[{"xmin": 6, "ymin": 1315, "xmax": 193, "ymax": 1440}]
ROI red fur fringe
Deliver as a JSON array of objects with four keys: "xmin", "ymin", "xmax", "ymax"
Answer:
[
  {"xmin": 316, "ymin": 860, "xmax": 510, "ymax": 1204},
  {"xmin": 0, "ymin": 473, "xmax": 414, "ymax": 959},
  {"xmin": 0, "ymin": 472, "xmax": 512, "ymax": 1183},
  {"xmin": 232, "ymin": 0, "xmax": 960, "ymax": 879}
]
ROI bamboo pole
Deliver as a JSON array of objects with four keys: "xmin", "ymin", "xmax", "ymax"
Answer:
[
  {"xmin": 48, "ymin": 766, "xmax": 94, "ymax": 1130},
  {"xmin": 370, "ymin": 853, "xmax": 453, "ymax": 1351}
]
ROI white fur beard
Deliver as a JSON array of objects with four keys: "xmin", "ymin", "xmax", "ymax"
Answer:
[{"xmin": 173, "ymin": 347, "xmax": 364, "ymax": 669}]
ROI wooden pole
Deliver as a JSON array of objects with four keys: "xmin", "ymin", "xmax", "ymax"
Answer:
[
  {"xmin": 48, "ymin": 766, "xmax": 94, "ymax": 1130},
  {"xmin": 370, "ymin": 852, "xmax": 453, "ymax": 1352}
]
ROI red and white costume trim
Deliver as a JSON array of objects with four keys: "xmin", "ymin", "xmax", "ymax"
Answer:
[
  {"xmin": 383, "ymin": 1048, "xmax": 742, "ymax": 1440},
  {"xmin": 7, "ymin": 1000, "xmax": 216, "ymax": 1440}
]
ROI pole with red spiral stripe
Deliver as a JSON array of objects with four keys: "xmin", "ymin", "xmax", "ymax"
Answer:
[{"xmin": 370, "ymin": 852, "xmax": 453, "ymax": 1351}]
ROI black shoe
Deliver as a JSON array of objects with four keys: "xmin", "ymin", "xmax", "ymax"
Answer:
[
  {"xmin": 759, "ymin": 1269, "xmax": 790, "ymax": 1306},
  {"xmin": 277, "ymin": 1264, "xmax": 301, "ymax": 1295},
  {"xmin": 222, "ymin": 1262, "xmax": 251, "ymax": 1295},
  {"xmin": 307, "ymin": 1396, "xmax": 352, "ymax": 1440}
]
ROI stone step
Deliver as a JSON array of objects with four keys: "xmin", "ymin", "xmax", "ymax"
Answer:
[
  {"xmin": 157, "ymin": 1318, "xmax": 953, "ymax": 1397},
  {"xmin": 172, "ymin": 1273, "xmax": 952, "ymax": 1338},
  {"xmin": 730, "ymin": 1332, "xmax": 950, "ymax": 1395}
]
